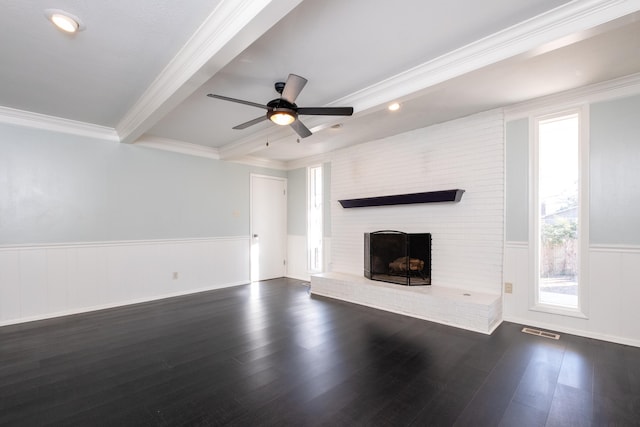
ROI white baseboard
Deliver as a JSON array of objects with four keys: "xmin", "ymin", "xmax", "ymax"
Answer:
[
  {"xmin": 503, "ymin": 315, "xmax": 640, "ymax": 348},
  {"xmin": 286, "ymin": 274, "xmax": 311, "ymax": 282}
]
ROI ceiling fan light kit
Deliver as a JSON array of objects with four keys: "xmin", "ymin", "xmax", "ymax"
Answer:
[
  {"xmin": 207, "ymin": 74, "xmax": 354, "ymax": 138},
  {"xmin": 269, "ymin": 109, "xmax": 296, "ymax": 125}
]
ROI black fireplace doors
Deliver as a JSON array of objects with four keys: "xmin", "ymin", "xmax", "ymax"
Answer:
[{"xmin": 364, "ymin": 231, "xmax": 431, "ymax": 286}]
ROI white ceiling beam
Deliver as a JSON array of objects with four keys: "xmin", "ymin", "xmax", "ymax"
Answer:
[
  {"xmin": 217, "ymin": 0, "xmax": 640, "ymax": 160},
  {"xmin": 116, "ymin": 0, "xmax": 305, "ymax": 144}
]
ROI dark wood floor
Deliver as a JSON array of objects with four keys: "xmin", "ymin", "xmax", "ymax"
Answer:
[{"xmin": 1, "ymin": 278, "xmax": 639, "ymax": 426}]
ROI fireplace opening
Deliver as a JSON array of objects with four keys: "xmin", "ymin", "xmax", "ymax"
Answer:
[{"xmin": 364, "ymin": 231, "xmax": 431, "ymax": 286}]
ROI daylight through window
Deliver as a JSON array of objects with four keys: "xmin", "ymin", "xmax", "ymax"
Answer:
[
  {"xmin": 536, "ymin": 113, "xmax": 581, "ymax": 309},
  {"xmin": 307, "ymin": 166, "xmax": 323, "ymax": 273}
]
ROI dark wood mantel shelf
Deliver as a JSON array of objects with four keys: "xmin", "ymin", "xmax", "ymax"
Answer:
[{"xmin": 338, "ymin": 189, "xmax": 464, "ymax": 208}]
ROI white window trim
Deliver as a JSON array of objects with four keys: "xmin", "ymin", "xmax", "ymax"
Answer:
[
  {"xmin": 307, "ymin": 165, "xmax": 323, "ymax": 274},
  {"xmin": 528, "ymin": 105, "xmax": 590, "ymax": 319}
]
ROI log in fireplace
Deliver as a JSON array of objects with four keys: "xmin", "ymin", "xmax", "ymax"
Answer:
[{"xmin": 364, "ymin": 231, "xmax": 432, "ymax": 286}]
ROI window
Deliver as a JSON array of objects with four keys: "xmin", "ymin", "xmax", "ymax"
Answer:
[
  {"xmin": 532, "ymin": 109, "xmax": 588, "ymax": 317},
  {"xmin": 307, "ymin": 166, "xmax": 323, "ymax": 273}
]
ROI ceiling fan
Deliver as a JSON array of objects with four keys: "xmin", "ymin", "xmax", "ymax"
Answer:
[{"xmin": 207, "ymin": 74, "xmax": 354, "ymax": 138}]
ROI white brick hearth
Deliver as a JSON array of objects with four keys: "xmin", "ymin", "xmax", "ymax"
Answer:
[{"xmin": 311, "ymin": 272, "xmax": 502, "ymax": 334}]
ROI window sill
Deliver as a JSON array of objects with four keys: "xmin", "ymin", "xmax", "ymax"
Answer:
[{"xmin": 529, "ymin": 303, "xmax": 588, "ymax": 319}]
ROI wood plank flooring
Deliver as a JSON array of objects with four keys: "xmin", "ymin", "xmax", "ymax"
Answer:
[{"xmin": 1, "ymin": 278, "xmax": 639, "ymax": 426}]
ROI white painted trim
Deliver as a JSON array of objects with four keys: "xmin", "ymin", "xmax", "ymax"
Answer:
[
  {"xmin": 0, "ymin": 105, "xmax": 119, "ymax": 142},
  {"xmin": 285, "ymin": 152, "xmax": 333, "ymax": 171},
  {"xmin": 528, "ymin": 304, "xmax": 589, "ymax": 319},
  {"xmin": 286, "ymin": 274, "xmax": 311, "ymax": 282},
  {"xmin": 579, "ymin": 104, "xmax": 591, "ymax": 318},
  {"xmin": 590, "ymin": 244, "xmax": 640, "ymax": 253},
  {"xmin": 505, "ymin": 241, "xmax": 529, "ymax": 249},
  {"xmin": 230, "ymin": 155, "xmax": 288, "ymax": 170},
  {"xmin": 116, "ymin": 0, "xmax": 304, "ymax": 144},
  {"xmin": 503, "ymin": 315, "xmax": 640, "ymax": 348},
  {"xmin": 218, "ymin": 125, "xmax": 294, "ymax": 160},
  {"xmin": 505, "ymin": 72, "xmax": 640, "ymax": 120},
  {"xmin": 528, "ymin": 106, "xmax": 590, "ymax": 319},
  {"xmin": 116, "ymin": 0, "xmax": 271, "ymax": 143},
  {"xmin": 132, "ymin": 135, "xmax": 289, "ymax": 169},
  {"xmin": 217, "ymin": 0, "xmax": 640, "ymax": 160},
  {"xmin": 0, "ymin": 236, "xmax": 249, "ymax": 251},
  {"xmin": 506, "ymin": 242, "xmax": 640, "ymax": 253},
  {"xmin": 134, "ymin": 135, "xmax": 220, "ymax": 159},
  {"xmin": 0, "ymin": 280, "xmax": 248, "ymax": 328},
  {"xmin": 338, "ymin": 1, "xmax": 640, "ymax": 114},
  {"xmin": 250, "ymin": 174, "xmax": 288, "ymax": 282}
]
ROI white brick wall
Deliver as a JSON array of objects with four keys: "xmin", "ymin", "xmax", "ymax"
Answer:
[
  {"xmin": 330, "ymin": 109, "xmax": 505, "ymax": 294},
  {"xmin": 312, "ymin": 272, "xmax": 502, "ymax": 334}
]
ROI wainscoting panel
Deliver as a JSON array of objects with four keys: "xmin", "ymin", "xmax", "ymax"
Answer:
[
  {"xmin": 0, "ymin": 237, "xmax": 250, "ymax": 326},
  {"xmin": 287, "ymin": 234, "xmax": 309, "ymax": 281},
  {"xmin": 503, "ymin": 242, "xmax": 640, "ymax": 347}
]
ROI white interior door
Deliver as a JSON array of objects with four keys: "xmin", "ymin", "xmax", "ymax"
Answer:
[{"xmin": 250, "ymin": 174, "xmax": 287, "ymax": 281}]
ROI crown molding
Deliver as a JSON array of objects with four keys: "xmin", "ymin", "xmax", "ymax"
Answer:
[
  {"xmin": 134, "ymin": 135, "xmax": 220, "ymax": 159},
  {"xmin": 336, "ymin": 0, "xmax": 640, "ymax": 113},
  {"xmin": 216, "ymin": 0, "xmax": 640, "ymax": 161},
  {"xmin": 116, "ymin": 0, "xmax": 270, "ymax": 143},
  {"xmin": 218, "ymin": 125, "xmax": 295, "ymax": 160},
  {"xmin": 285, "ymin": 152, "xmax": 332, "ymax": 170},
  {"xmin": 0, "ymin": 105, "xmax": 119, "ymax": 142},
  {"xmin": 504, "ymin": 72, "xmax": 640, "ymax": 120},
  {"xmin": 116, "ymin": 0, "xmax": 304, "ymax": 145},
  {"xmin": 230, "ymin": 155, "xmax": 288, "ymax": 170},
  {"xmin": 133, "ymin": 135, "xmax": 291, "ymax": 169}
]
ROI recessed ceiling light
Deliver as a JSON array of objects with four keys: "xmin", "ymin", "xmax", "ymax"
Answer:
[
  {"xmin": 45, "ymin": 9, "xmax": 85, "ymax": 33},
  {"xmin": 388, "ymin": 102, "xmax": 401, "ymax": 111}
]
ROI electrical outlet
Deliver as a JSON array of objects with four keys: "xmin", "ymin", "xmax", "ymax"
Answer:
[
  {"xmin": 505, "ymin": 282, "xmax": 513, "ymax": 294},
  {"xmin": 172, "ymin": 272, "xmax": 179, "ymax": 280}
]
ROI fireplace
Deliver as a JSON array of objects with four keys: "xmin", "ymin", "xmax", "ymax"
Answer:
[{"xmin": 364, "ymin": 231, "xmax": 431, "ymax": 286}]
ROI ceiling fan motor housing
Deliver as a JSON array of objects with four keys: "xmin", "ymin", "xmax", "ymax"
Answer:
[{"xmin": 274, "ymin": 81, "xmax": 286, "ymax": 94}]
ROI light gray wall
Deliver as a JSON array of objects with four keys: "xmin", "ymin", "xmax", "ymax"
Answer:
[
  {"xmin": 505, "ymin": 93, "xmax": 640, "ymax": 245},
  {"xmin": 590, "ymin": 94, "xmax": 640, "ymax": 245},
  {"xmin": 505, "ymin": 118, "xmax": 529, "ymax": 242},
  {"xmin": 286, "ymin": 163, "xmax": 332, "ymax": 238},
  {"xmin": 0, "ymin": 124, "xmax": 285, "ymax": 245},
  {"xmin": 286, "ymin": 167, "xmax": 307, "ymax": 236}
]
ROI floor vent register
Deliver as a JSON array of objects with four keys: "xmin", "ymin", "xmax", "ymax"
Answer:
[{"xmin": 521, "ymin": 327, "xmax": 561, "ymax": 340}]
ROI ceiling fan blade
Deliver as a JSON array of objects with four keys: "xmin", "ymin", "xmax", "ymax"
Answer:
[
  {"xmin": 281, "ymin": 74, "xmax": 308, "ymax": 104},
  {"xmin": 207, "ymin": 94, "xmax": 269, "ymax": 110},
  {"xmin": 290, "ymin": 119, "xmax": 312, "ymax": 138},
  {"xmin": 233, "ymin": 115, "xmax": 268, "ymax": 130},
  {"xmin": 297, "ymin": 107, "xmax": 354, "ymax": 116}
]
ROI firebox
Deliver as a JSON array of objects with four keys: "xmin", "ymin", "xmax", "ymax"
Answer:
[{"xmin": 364, "ymin": 231, "xmax": 431, "ymax": 286}]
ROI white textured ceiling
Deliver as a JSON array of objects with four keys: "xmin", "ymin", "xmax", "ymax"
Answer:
[
  {"xmin": 0, "ymin": 0, "xmax": 222, "ymax": 126},
  {"xmin": 1, "ymin": 0, "xmax": 640, "ymax": 166}
]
